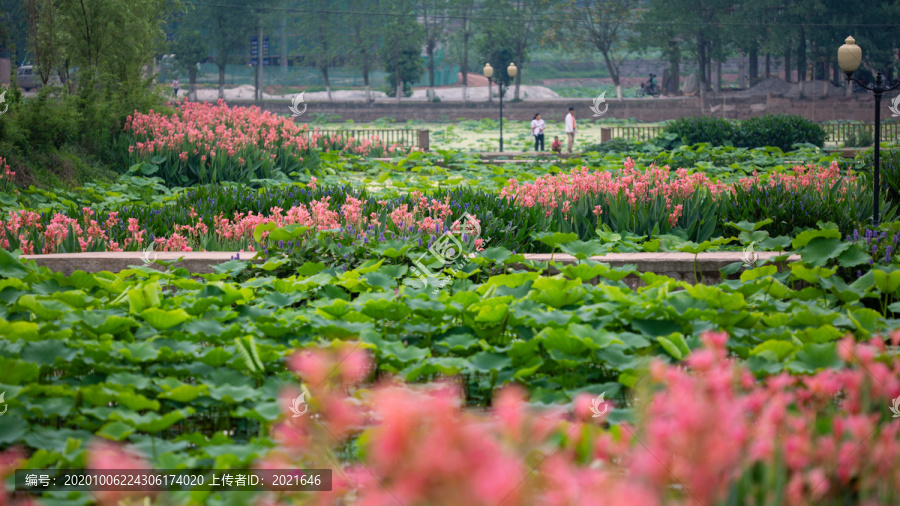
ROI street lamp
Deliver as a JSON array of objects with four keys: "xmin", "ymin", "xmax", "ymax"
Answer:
[
  {"xmin": 483, "ymin": 62, "xmax": 518, "ymax": 152},
  {"xmin": 838, "ymin": 35, "xmax": 900, "ymax": 227}
]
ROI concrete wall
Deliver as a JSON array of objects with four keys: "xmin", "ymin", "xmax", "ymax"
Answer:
[
  {"xmin": 228, "ymin": 93, "xmax": 881, "ymax": 123},
  {"xmin": 0, "ymin": 58, "xmax": 9, "ymax": 86}
]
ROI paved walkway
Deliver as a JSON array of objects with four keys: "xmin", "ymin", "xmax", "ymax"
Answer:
[{"xmin": 22, "ymin": 251, "xmax": 797, "ymax": 286}]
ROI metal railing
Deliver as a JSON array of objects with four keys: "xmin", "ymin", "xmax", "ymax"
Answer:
[
  {"xmin": 306, "ymin": 128, "xmax": 424, "ymax": 147},
  {"xmin": 606, "ymin": 126, "xmax": 665, "ymax": 141},
  {"xmin": 604, "ymin": 123, "xmax": 900, "ymax": 144}
]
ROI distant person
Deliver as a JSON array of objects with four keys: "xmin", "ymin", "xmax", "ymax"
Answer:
[
  {"xmin": 564, "ymin": 107, "xmax": 576, "ymax": 153},
  {"xmin": 172, "ymin": 79, "xmax": 179, "ymax": 98},
  {"xmin": 531, "ymin": 113, "xmax": 545, "ymax": 151},
  {"xmin": 551, "ymin": 135, "xmax": 562, "ymax": 155}
]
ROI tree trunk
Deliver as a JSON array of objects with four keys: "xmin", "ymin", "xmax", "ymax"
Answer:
[
  {"xmin": 514, "ymin": 69, "xmax": 522, "ymax": 101},
  {"xmin": 765, "ymin": 53, "xmax": 771, "ymax": 78},
  {"xmin": 601, "ymin": 50, "xmax": 622, "ymax": 101},
  {"xmin": 669, "ymin": 41, "xmax": 680, "ymax": 95},
  {"xmin": 749, "ymin": 48, "xmax": 758, "ymax": 83},
  {"xmin": 462, "ymin": 21, "xmax": 469, "ymax": 104},
  {"xmin": 513, "ymin": 41, "xmax": 524, "ymax": 100},
  {"xmin": 218, "ymin": 64, "xmax": 225, "ymax": 99},
  {"xmin": 189, "ymin": 66, "xmax": 197, "ymax": 101},
  {"xmin": 784, "ymin": 45, "xmax": 791, "ymax": 83},
  {"xmin": 396, "ymin": 62, "xmax": 402, "ymax": 104},
  {"xmin": 281, "ymin": 17, "xmax": 287, "ymax": 75},
  {"xmin": 427, "ymin": 46, "xmax": 435, "ymax": 101},
  {"xmin": 797, "ymin": 27, "xmax": 806, "ymax": 82},
  {"xmin": 697, "ymin": 35, "xmax": 706, "ymax": 91},
  {"xmin": 322, "ymin": 66, "xmax": 332, "ymax": 101},
  {"xmin": 716, "ymin": 59, "xmax": 722, "ymax": 92},
  {"xmin": 363, "ymin": 67, "xmax": 371, "ymax": 102}
]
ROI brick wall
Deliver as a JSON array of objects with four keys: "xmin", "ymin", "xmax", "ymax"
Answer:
[{"xmin": 229, "ymin": 94, "xmax": 883, "ymax": 123}]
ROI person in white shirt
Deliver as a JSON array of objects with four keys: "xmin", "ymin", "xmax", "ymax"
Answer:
[
  {"xmin": 531, "ymin": 113, "xmax": 545, "ymax": 151},
  {"xmin": 564, "ymin": 107, "xmax": 576, "ymax": 153}
]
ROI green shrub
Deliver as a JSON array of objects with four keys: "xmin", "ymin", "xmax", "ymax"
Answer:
[
  {"xmin": 581, "ymin": 138, "xmax": 636, "ymax": 153},
  {"xmin": 844, "ymin": 128, "xmax": 874, "ymax": 148},
  {"xmin": 663, "ymin": 116, "xmax": 737, "ymax": 146},
  {"xmin": 661, "ymin": 114, "xmax": 828, "ymax": 151},
  {"xmin": 16, "ymin": 87, "xmax": 81, "ymax": 150},
  {"xmin": 856, "ymin": 147, "xmax": 900, "ymax": 207},
  {"xmin": 735, "ymin": 114, "xmax": 827, "ymax": 151}
]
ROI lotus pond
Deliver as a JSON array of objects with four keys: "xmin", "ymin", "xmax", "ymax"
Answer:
[{"xmin": 3, "ymin": 109, "xmax": 900, "ymax": 504}]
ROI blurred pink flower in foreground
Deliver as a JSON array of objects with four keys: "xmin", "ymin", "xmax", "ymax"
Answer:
[{"xmin": 78, "ymin": 333, "xmax": 900, "ymax": 506}]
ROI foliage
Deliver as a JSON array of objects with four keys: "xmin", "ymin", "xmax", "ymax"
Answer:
[
  {"xmin": 378, "ymin": 0, "xmax": 425, "ymax": 99},
  {"xmin": 2, "ymin": 220, "xmax": 900, "ymax": 502},
  {"xmin": 581, "ymin": 138, "xmax": 637, "ymax": 154},
  {"xmin": 664, "ymin": 116, "xmax": 737, "ymax": 146},
  {"xmin": 736, "ymin": 114, "xmax": 827, "ymax": 151},
  {"xmin": 856, "ymin": 147, "xmax": 900, "ymax": 206},
  {"xmin": 123, "ymin": 101, "xmax": 416, "ymax": 186},
  {"xmin": 662, "ymin": 115, "xmax": 826, "ymax": 151},
  {"xmin": 551, "ymin": 0, "xmax": 641, "ymax": 96},
  {"xmin": 843, "ymin": 128, "xmax": 874, "ymax": 148},
  {"xmin": 475, "ymin": 0, "xmax": 523, "ymax": 89},
  {"xmin": 8, "ymin": 86, "xmax": 80, "ymax": 151}
]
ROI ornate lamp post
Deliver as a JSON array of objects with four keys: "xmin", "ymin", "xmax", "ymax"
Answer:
[
  {"xmin": 483, "ymin": 62, "xmax": 518, "ymax": 152},
  {"xmin": 838, "ymin": 36, "xmax": 900, "ymax": 226}
]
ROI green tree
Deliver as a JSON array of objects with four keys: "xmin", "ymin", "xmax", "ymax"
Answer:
[
  {"xmin": 555, "ymin": 0, "xmax": 641, "ymax": 100},
  {"xmin": 348, "ymin": 0, "xmax": 382, "ymax": 102},
  {"xmin": 26, "ymin": 0, "xmax": 56, "ymax": 86},
  {"xmin": 199, "ymin": 2, "xmax": 258, "ymax": 100},
  {"xmin": 55, "ymin": 0, "xmax": 168, "ymax": 85},
  {"xmin": 475, "ymin": 3, "xmax": 518, "ymax": 102},
  {"xmin": 447, "ymin": 0, "xmax": 476, "ymax": 103},
  {"xmin": 299, "ymin": 0, "xmax": 343, "ymax": 101},
  {"xmin": 639, "ymin": 0, "xmax": 731, "ymax": 95},
  {"xmin": 171, "ymin": 11, "xmax": 208, "ymax": 101},
  {"xmin": 378, "ymin": 1, "xmax": 424, "ymax": 103},
  {"xmin": 479, "ymin": 0, "xmax": 549, "ymax": 100},
  {"xmin": 419, "ymin": 0, "xmax": 449, "ymax": 101}
]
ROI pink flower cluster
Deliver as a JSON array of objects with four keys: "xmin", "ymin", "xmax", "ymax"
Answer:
[
  {"xmin": 125, "ymin": 101, "xmax": 417, "ymax": 167},
  {"xmin": 736, "ymin": 161, "xmax": 854, "ymax": 193},
  {"xmin": 260, "ymin": 332, "xmax": 900, "ymax": 505},
  {"xmin": 502, "ymin": 158, "xmax": 729, "ymax": 224},
  {"xmin": 9, "ymin": 196, "xmax": 481, "ymax": 255},
  {"xmin": 387, "ymin": 191, "xmax": 453, "ymax": 235},
  {"xmin": 78, "ymin": 332, "xmax": 900, "ymax": 505},
  {"xmin": 0, "ymin": 208, "xmax": 124, "ymax": 254},
  {"xmin": 503, "ymin": 159, "xmax": 855, "ymax": 227},
  {"xmin": 0, "ymin": 156, "xmax": 14, "ymax": 183}
]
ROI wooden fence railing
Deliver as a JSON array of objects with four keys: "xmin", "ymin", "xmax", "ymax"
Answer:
[
  {"xmin": 604, "ymin": 123, "xmax": 900, "ymax": 143},
  {"xmin": 306, "ymin": 129, "xmax": 429, "ymax": 149},
  {"xmin": 818, "ymin": 123, "xmax": 900, "ymax": 143}
]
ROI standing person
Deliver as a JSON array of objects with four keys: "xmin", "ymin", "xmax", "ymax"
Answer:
[
  {"xmin": 531, "ymin": 113, "xmax": 545, "ymax": 151},
  {"xmin": 172, "ymin": 78, "xmax": 179, "ymax": 98},
  {"xmin": 564, "ymin": 107, "xmax": 576, "ymax": 153}
]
